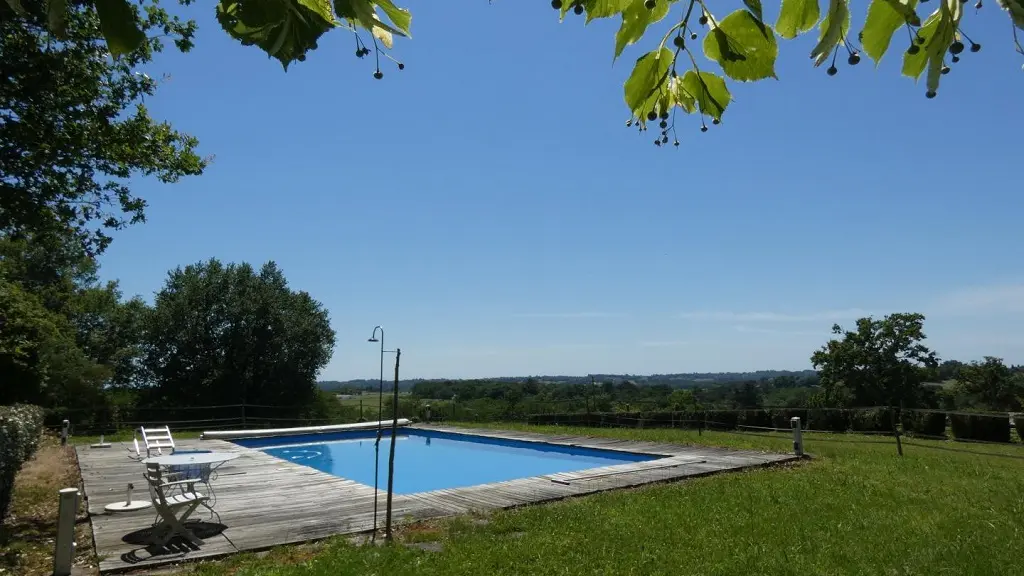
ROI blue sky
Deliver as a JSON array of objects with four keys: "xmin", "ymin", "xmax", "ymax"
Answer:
[{"xmin": 98, "ymin": 2, "xmax": 1024, "ymax": 380}]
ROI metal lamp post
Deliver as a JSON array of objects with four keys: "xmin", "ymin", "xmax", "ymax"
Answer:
[
  {"xmin": 367, "ymin": 326, "xmax": 385, "ymax": 541},
  {"xmin": 368, "ymin": 326, "xmax": 401, "ymax": 541}
]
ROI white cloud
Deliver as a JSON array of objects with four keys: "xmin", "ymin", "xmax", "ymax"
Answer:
[
  {"xmin": 678, "ymin": 309, "xmax": 873, "ymax": 323},
  {"xmin": 512, "ymin": 312, "xmax": 629, "ymax": 319},
  {"xmin": 928, "ymin": 284, "xmax": 1024, "ymax": 316}
]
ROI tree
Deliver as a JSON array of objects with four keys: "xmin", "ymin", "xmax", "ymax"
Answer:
[
  {"xmin": 0, "ymin": 231, "xmax": 134, "ymax": 408},
  {"xmin": 810, "ymin": 313, "xmax": 939, "ymax": 408},
  {"xmin": 13, "ymin": 1, "xmax": 1024, "ymax": 142},
  {"xmin": 667, "ymin": 388, "xmax": 700, "ymax": 411},
  {"xmin": 731, "ymin": 380, "xmax": 764, "ymax": 409},
  {"xmin": 142, "ymin": 259, "xmax": 336, "ymax": 409},
  {"xmin": 937, "ymin": 359, "xmax": 965, "ymax": 381},
  {"xmin": 1, "ymin": 0, "xmax": 206, "ymax": 256},
  {"xmin": 954, "ymin": 356, "xmax": 1023, "ymax": 411}
]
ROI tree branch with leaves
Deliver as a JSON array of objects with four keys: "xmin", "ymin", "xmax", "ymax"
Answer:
[{"xmin": 10, "ymin": 0, "xmax": 1024, "ymax": 126}]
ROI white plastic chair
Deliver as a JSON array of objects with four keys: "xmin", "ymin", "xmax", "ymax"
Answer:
[
  {"xmin": 143, "ymin": 462, "xmax": 208, "ymax": 547},
  {"xmin": 140, "ymin": 426, "xmax": 176, "ymax": 457}
]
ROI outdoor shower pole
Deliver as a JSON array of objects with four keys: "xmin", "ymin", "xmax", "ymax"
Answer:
[
  {"xmin": 385, "ymin": 348, "xmax": 401, "ymax": 541},
  {"xmin": 367, "ymin": 326, "xmax": 385, "ymax": 541}
]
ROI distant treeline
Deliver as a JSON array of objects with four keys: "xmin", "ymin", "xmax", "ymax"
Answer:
[{"xmin": 317, "ymin": 370, "xmax": 819, "ymax": 394}]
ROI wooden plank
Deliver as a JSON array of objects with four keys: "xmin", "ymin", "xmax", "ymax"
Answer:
[{"xmin": 78, "ymin": 426, "xmax": 800, "ymax": 573}]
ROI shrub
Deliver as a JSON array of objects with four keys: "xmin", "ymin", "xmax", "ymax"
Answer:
[
  {"xmin": 950, "ymin": 413, "xmax": 1012, "ymax": 443},
  {"xmin": 771, "ymin": 409, "xmax": 808, "ymax": 430},
  {"xmin": 901, "ymin": 410, "xmax": 947, "ymax": 438},
  {"xmin": 807, "ymin": 409, "xmax": 853, "ymax": 433},
  {"xmin": 1017, "ymin": 415, "xmax": 1023, "ymax": 443},
  {"xmin": 0, "ymin": 404, "xmax": 45, "ymax": 523},
  {"xmin": 704, "ymin": 410, "xmax": 739, "ymax": 431},
  {"xmin": 851, "ymin": 408, "xmax": 894, "ymax": 433},
  {"xmin": 738, "ymin": 409, "xmax": 774, "ymax": 430}
]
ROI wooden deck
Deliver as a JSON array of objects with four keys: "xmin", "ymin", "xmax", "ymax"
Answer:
[{"xmin": 77, "ymin": 424, "xmax": 800, "ymax": 573}]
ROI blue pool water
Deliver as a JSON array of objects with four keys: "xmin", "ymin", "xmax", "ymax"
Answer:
[{"xmin": 234, "ymin": 429, "xmax": 658, "ymax": 494}]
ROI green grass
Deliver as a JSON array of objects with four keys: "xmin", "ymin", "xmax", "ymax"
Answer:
[
  {"xmin": 68, "ymin": 429, "xmax": 202, "ymax": 446},
  {"xmin": 335, "ymin": 391, "xmax": 411, "ymax": 411},
  {"xmin": 177, "ymin": 424, "xmax": 1024, "ymax": 576}
]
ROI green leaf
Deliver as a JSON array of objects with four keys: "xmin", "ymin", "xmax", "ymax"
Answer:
[
  {"xmin": 902, "ymin": 1, "xmax": 958, "ymax": 96},
  {"xmin": 371, "ymin": 13, "xmax": 393, "ymax": 48},
  {"xmin": 862, "ymin": 0, "xmax": 919, "ymax": 65},
  {"xmin": 614, "ymin": 0, "xmax": 671, "ymax": 61},
  {"xmin": 925, "ymin": 48, "xmax": 943, "ymax": 94},
  {"xmin": 94, "ymin": 0, "xmax": 146, "ymax": 56},
  {"xmin": 297, "ymin": 0, "xmax": 333, "ymax": 23},
  {"xmin": 681, "ymin": 70, "xmax": 731, "ymax": 120},
  {"xmin": 586, "ymin": 0, "xmax": 633, "ymax": 23},
  {"xmin": 220, "ymin": 0, "xmax": 333, "ymax": 69},
  {"xmin": 776, "ymin": 0, "xmax": 820, "ymax": 39},
  {"xmin": 900, "ymin": 10, "xmax": 940, "ymax": 79},
  {"xmin": 47, "ymin": 0, "xmax": 68, "ymax": 36},
  {"xmin": 703, "ymin": 10, "xmax": 779, "ymax": 81},
  {"xmin": 882, "ymin": 0, "xmax": 922, "ymax": 25},
  {"xmin": 668, "ymin": 75, "xmax": 696, "ymax": 113},
  {"xmin": 810, "ymin": 0, "xmax": 849, "ymax": 66},
  {"xmin": 5, "ymin": 0, "xmax": 26, "ymax": 15},
  {"xmin": 744, "ymin": 0, "xmax": 764, "ymax": 21},
  {"xmin": 996, "ymin": 0, "xmax": 1024, "ymax": 30},
  {"xmin": 336, "ymin": 0, "xmax": 406, "ymax": 37},
  {"xmin": 623, "ymin": 47, "xmax": 673, "ymax": 119},
  {"xmin": 376, "ymin": 0, "xmax": 412, "ymax": 37}
]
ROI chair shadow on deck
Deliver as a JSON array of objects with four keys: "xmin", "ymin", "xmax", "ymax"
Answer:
[{"xmin": 118, "ymin": 522, "xmax": 228, "ymax": 565}]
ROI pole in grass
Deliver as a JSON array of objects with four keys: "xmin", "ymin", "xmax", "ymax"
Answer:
[
  {"xmin": 367, "ymin": 326, "xmax": 385, "ymax": 541},
  {"xmin": 385, "ymin": 348, "xmax": 401, "ymax": 541},
  {"xmin": 791, "ymin": 417, "xmax": 804, "ymax": 457}
]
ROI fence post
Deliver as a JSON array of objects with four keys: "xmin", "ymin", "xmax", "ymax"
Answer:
[
  {"xmin": 60, "ymin": 419, "xmax": 69, "ymax": 446},
  {"xmin": 790, "ymin": 417, "xmax": 804, "ymax": 456},
  {"xmin": 890, "ymin": 406, "xmax": 903, "ymax": 457},
  {"xmin": 53, "ymin": 488, "xmax": 79, "ymax": 576},
  {"xmin": 241, "ymin": 404, "xmax": 247, "ymax": 428}
]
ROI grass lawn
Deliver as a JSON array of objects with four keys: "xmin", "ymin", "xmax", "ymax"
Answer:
[
  {"xmin": 171, "ymin": 424, "xmax": 1024, "ymax": 576},
  {"xmin": 4, "ymin": 426, "xmax": 1021, "ymax": 575},
  {"xmin": 336, "ymin": 391, "xmax": 409, "ymax": 407}
]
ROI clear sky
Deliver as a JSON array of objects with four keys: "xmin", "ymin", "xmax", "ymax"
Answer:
[{"xmin": 98, "ymin": 2, "xmax": 1024, "ymax": 381}]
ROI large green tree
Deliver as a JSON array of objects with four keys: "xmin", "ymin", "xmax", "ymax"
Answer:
[
  {"xmin": 11, "ymin": 0, "xmax": 1024, "ymax": 144},
  {"xmin": 954, "ymin": 356, "xmax": 1024, "ymax": 412},
  {"xmin": 143, "ymin": 259, "xmax": 336, "ymax": 409},
  {"xmin": 810, "ymin": 312, "xmax": 939, "ymax": 408},
  {"xmin": 0, "ymin": 232, "xmax": 137, "ymax": 408},
  {"xmin": 0, "ymin": 0, "xmax": 205, "ymax": 255}
]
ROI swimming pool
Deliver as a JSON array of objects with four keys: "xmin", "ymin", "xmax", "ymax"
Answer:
[{"xmin": 234, "ymin": 428, "xmax": 660, "ymax": 494}]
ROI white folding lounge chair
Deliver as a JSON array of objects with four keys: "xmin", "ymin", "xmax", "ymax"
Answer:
[
  {"xmin": 144, "ymin": 462, "xmax": 209, "ymax": 547},
  {"xmin": 140, "ymin": 425, "xmax": 176, "ymax": 457},
  {"xmin": 126, "ymin": 433, "xmax": 145, "ymax": 461}
]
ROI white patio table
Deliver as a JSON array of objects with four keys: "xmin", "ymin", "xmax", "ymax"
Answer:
[{"xmin": 142, "ymin": 452, "xmax": 240, "ymax": 512}]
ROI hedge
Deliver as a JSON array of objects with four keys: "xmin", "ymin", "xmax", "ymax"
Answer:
[
  {"xmin": 1017, "ymin": 416, "xmax": 1023, "ymax": 443},
  {"xmin": 949, "ymin": 413, "xmax": 1012, "ymax": 443},
  {"xmin": 738, "ymin": 409, "xmax": 774, "ymax": 430},
  {"xmin": 807, "ymin": 409, "xmax": 853, "ymax": 433},
  {"xmin": 850, "ymin": 408, "xmax": 894, "ymax": 433},
  {"xmin": 1, "ymin": 404, "xmax": 45, "ymax": 524},
  {"xmin": 703, "ymin": 410, "xmax": 739, "ymax": 431},
  {"xmin": 772, "ymin": 409, "xmax": 809, "ymax": 430},
  {"xmin": 901, "ymin": 411, "xmax": 947, "ymax": 438}
]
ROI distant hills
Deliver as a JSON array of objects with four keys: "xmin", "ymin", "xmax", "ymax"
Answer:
[{"xmin": 318, "ymin": 370, "xmax": 818, "ymax": 392}]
